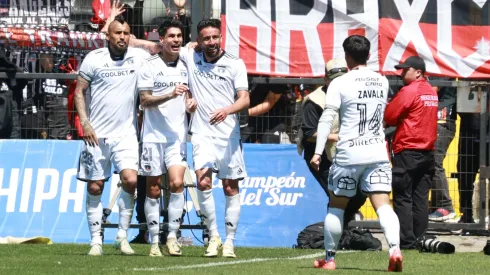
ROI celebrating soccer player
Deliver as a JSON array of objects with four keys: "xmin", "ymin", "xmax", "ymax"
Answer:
[
  {"xmin": 137, "ymin": 19, "xmax": 197, "ymax": 257},
  {"xmin": 179, "ymin": 19, "xmax": 250, "ymax": 258},
  {"xmin": 74, "ymin": 16, "xmax": 150, "ymax": 256},
  {"xmin": 310, "ymin": 35, "xmax": 402, "ymax": 271}
]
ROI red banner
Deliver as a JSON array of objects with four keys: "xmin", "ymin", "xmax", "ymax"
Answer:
[
  {"xmin": 0, "ymin": 27, "xmax": 107, "ymax": 55},
  {"xmin": 221, "ymin": 0, "xmax": 490, "ymax": 78}
]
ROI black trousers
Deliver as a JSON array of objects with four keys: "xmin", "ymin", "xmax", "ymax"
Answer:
[
  {"xmin": 303, "ymin": 142, "xmax": 367, "ymax": 229},
  {"xmin": 457, "ymin": 132, "xmax": 489, "ymax": 222},
  {"xmin": 392, "ymin": 150, "xmax": 435, "ymax": 249},
  {"xmin": 430, "ymin": 125, "xmax": 455, "ymax": 211}
]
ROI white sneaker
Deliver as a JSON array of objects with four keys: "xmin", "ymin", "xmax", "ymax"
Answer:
[
  {"xmin": 166, "ymin": 238, "xmax": 182, "ymax": 256},
  {"xmin": 222, "ymin": 244, "xmax": 236, "ymax": 258},
  {"xmin": 149, "ymin": 244, "xmax": 163, "ymax": 257},
  {"xmin": 204, "ymin": 236, "xmax": 222, "ymax": 257},
  {"xmin": 87, "ymin": 243, "xmax": 103, "ymax": 256},
  {"xmin": 114, "ymin": 237, "xmax": 135, "ymax": 255}
]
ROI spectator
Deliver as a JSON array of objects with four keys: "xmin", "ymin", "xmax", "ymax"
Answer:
[
  {"xmin": 428, "ymin": 83, "xmax": 457, "ymax": 221},
  {"xmin": 246, "ymin": 82, "xmax": 291, "ymax": 143},
  {"xmin": 297, "ymin": 58, "xmax": 366, "ymax": 228},
  {"xmin": 457, "ymin": 102, "xmax": 490, "ymax": 223},
  {"xmin": 384, "ymin": 56, "xmax": 438, "ymax": 249},
  {"xmin": 37, "ymin": 54, "xmax": 72, "ymax": 140}
]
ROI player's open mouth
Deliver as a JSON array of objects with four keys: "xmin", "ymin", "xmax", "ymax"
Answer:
[
  {"xmin": 117, "ymin": 42, "xmax": 126, "ymax": 47},
  {"xmin": 171, "ymin": 45, "xmax": 180, "ymax": 51}
]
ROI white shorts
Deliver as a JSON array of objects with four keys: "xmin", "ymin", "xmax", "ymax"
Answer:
[
  {"xmin": 139, "ymin": 141, "xmax": 187, "ymax": 176},
  {"xmin": 77, "ymin": 135, "xmax": 139, "ymax": 181},
  {"xmin": 328, "ymin": 162, "xmax": 392, "ymax": 197},
  {"xmin": 191, "ymin": 135, "xmax": 246, "ymax": 180}
]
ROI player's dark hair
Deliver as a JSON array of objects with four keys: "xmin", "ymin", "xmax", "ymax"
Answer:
[
  {"xmin": 113, "ymin": 15, "xmax": 127, "ymax": 26},
  {"xmin": 158, "ymin": 19, "xmax": 183, "ymax": 37},
  {"xmin": 342, "ymin": 35, "xmax": 370, "ymax": 65},
  {"xmin": 197, "ymin": 19, "xmax": 221, "ymax": 34}
]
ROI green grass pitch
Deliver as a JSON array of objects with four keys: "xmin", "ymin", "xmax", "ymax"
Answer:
[{"xmin": 0, "ymin": 244, "xmax": 489, "ymax": 274}]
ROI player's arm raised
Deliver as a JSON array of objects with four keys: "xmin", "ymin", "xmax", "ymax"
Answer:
[
  {"xmin": 210, "ymin": 60, "xmax": 250, "ymax": 125},
  {"xmin": 74, "ymin": 76, "xmax": 98, "ymax": 147}
]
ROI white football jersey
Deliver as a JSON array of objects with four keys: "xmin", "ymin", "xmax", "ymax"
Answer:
[
  {"xmin": 137, "ymin": 55, "xmax": 188, "ymax": 143},
  {"xmin": 325, "ymin": 67, "xmax": 390, "ymax": 165},
  {"xmin": 79, "ymin": 47, "xmax": 150, "ymax": 138},
  {"xmin": 180, "ymin": 49, "xmax": 248, "ymax": 139}
]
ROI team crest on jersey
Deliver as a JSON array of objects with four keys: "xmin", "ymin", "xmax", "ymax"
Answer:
[
  {"xmin": 217, "ymin": 66, "xmax": 226, "ymax": 74},
  {"xmin": 1, "ymin": 82, "xmax": 8, "ymax": 91},
  {"xmin": 144, "ymin": 164, "xmax": 151, "ymax": 172},
  {"xmin": 181, "ymin": 71, "xmax": 187, "ymax": 78}
]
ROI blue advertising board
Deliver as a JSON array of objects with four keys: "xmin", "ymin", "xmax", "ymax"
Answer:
[{"xmin": 0, "ymin": 140, "xmax": 328, "ymax": 247}]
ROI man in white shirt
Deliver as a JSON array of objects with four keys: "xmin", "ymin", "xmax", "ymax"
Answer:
[
  {"xmin": 179, "ymin": 19, "xmax": 250, "ymax": 258},
  {"xmin": 310, "ymin": 35, "xmax": 402, "ymax": 271},
  {"xmin": 137, "ymin": 19, "xmax": 197, "ymax": 257},
  {"xmin": 74, "ymin": 16, "xmax": 150, "ymax": 256}
]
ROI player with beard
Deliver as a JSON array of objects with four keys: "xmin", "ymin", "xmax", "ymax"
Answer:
[
  {"xmin": 137, "ymin": 19, "xmax": 197, "ymax": 257},
  {"xmin": 179, "ymin": 19, "xmax": 249, "ymax": 258},
  {"xmin": 74, "ymin": 16, "xmax": 150, "ymax": 256}
]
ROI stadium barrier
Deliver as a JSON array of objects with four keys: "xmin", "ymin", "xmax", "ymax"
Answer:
[{"xmin": 0, "ymin": 140, "xmax": 327, "ymax": 247}]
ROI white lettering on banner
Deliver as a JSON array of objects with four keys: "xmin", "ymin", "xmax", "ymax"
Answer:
[
  {"xmin": 436, "ymin": 0, "xmax": 490, "ymax": 77},
  {"xmin": 211, "ymin": 172, "xmax": 307, "ymax": 206},
  {"xmin": 225, "ymin": 0, "xmax": 272, "ymax": 73},
  {"xmin": 332, "ymin": 0, "xmax": 380, "ymax": 70},
  {"xmin": 59, "ymin": 169, "xmax": 84, "ymax": 213},
  {"xmin": 1, "ymin": 0, "xmax": 70, "ymax": 26},
  {"xmin": 275, "ymin": 0, "xmax": 328, "ymax": 75},
  {"xmin": 0, "ymin": 168, "xmax": 19, "ymax": 212},
  {"xmin": 0, "ymin": 168, "xmax": 122, "ymax": 213},
  {"xmin": 33, "ymin": 169, "xmax": 59, "ymax": 213},
  {"xmin": 382, "ymin": 0, "xmax": 440, "ymax": 73},
  {"xmin": 20, "ymin": 168, "xmax": 33, "ymax": 212}
]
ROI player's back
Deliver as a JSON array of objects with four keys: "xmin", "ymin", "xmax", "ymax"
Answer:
[
  {"xmin": 180, "ymin": 49, "xmax": 248, "ymax": 139},
  {"xmin": 81, "ymin": 47, "xmax": 149, "ymax": 138},
  {"xmin": 331, "ymin": 67, "xmax": 390, "ymax": 165}
]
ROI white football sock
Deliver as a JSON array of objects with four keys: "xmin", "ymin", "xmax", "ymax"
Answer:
[
  {"xmin": 376, "ymin": 204, "xmax": 400, "ymax": 255},
  {"xmin": 167, "ymin": 191, "xmax": 185, "ymax": 240},
  {"xmin": 224, "ymin": 194, "xmax": 240, "ymax": 246},
  {"xmin": 117, "ymin": 190, "xmax": 134, "ymax": 240},
  {"xmin": 86, "ymin": 193, "xmax": 103, "ymax": 245},
  {"xmin": 144, "ymin": 197, "xmax": 160, "ymax": 245},
  {"xmin": 324, "ymin": 207, "xmax": 344, "ymax": 261},
  {"xmin": 197, "ymin": 189, "xmax": 219, "ymax": 237}
]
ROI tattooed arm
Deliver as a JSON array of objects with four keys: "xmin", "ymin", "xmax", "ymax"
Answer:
[
  {"xmin": 139, "ymin": 84, "xmax": 189, "ymax": 109},
  {"xmin": 74, "ymin": 76, "xmax": 98, "ymax": 146}
]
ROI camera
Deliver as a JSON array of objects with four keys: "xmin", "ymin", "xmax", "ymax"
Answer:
[{"xmin": 416, "ymin": 235, "xmax": 455, "ymax": 254}]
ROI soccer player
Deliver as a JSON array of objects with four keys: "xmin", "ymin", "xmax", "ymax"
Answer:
[
  {"xmin": 137, "ymin": 19, "xmax": 197, "ymax": 257},
  {"xmin": 179, "ymin": 19, "xmax": 250, "ymax": 258},
  {"xmin": 74, "ymin": 16, "xmax": 150, "ymax": 256},
  {"xmin": 310, "ymin": 35, "xmax": 402, "ymax": 271}
]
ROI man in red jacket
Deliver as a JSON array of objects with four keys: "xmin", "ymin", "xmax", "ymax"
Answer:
[{"xmin": 384, "ymin": 56, "xmax": 438, "ymax": 249}]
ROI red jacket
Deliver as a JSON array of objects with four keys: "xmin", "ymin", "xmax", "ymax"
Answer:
[{"xmin": 384, "ymin": 78, "xmax": 438, "ymax": 154}]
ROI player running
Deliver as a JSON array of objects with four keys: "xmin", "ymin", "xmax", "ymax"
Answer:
[
  {"xmin": 310, "ymin": 35, "xmax": 403, "ymax": 271},
  {"xmin": 137, "ymin": 19, "xmax": 197, "ymax": 257},
  {"xmin": 179, "ymin": 19, "xmax": 250, "ymax": 258},
  {"xmin": 74, "ymin": 16, "xmax": 150, "ymax": 256}
]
